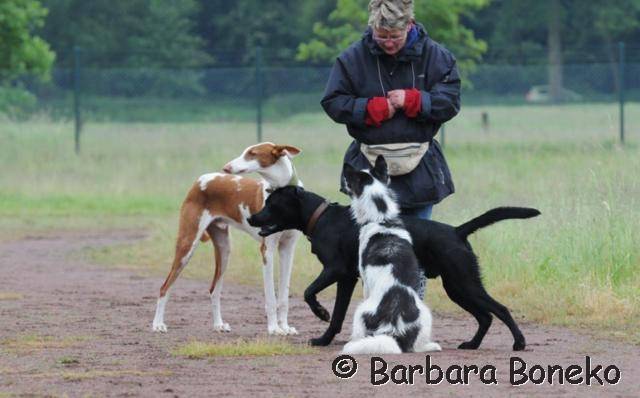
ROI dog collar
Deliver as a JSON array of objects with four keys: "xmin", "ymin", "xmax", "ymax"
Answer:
[{"xmin": 305, "ymin": 201, "xmax": 331, "ymax": 240}]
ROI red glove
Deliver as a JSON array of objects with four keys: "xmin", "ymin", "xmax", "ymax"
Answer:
[
  {"xmin": 403, "ymin": 88, "xmax": 422, "ymax": 118},
  {"xmin": 365, "ymin": 97, "xmax": 390, "ymax": 127}
]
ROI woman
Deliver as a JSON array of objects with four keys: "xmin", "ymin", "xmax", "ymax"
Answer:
[{"xmin": 321, "ymin": 0, "xmax": 461, "ymax": 299}]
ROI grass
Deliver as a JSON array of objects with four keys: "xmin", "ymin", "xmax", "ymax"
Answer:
[
  {"xmin": 39, "ymin": 93, "xmax": 326, "ymax": 123},
  {"xmin": 0, "ymin": 293, "xmax": 23, "ymax": 301},
  {"xmin": 60, "ymin": 369, "xmax": 172, "ymax": 381},
  {"xmin": 1, "ymin": 102, "xmax": 639, "ymax": 344},
  {"xmin": 173, "ymin": 339, "xmax": 318, "ymax": 359},
  {"xmin": 57, "ymin": 357, "xmax": 80, "ymax": 366},
  {"xmin": 1, "ymin": 335, "xmax": 88, "ymax": 354},
  {"xmin": 0, "ymin": 367, "xmax": 171, "ymax": 381}
]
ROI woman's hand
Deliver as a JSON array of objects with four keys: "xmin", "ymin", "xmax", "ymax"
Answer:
[
  {"xmin": 387, "ymin": 98, "xmax": 396, "ymax": 118},
  {"xmin": 388, "ymin": 89, "xmax": 406, "ymax": 109}
]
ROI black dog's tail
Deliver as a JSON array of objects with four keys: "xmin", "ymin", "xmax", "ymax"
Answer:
[{"xmin": 455, "ymin": 207, "xmax": 541, "ymax": 240}]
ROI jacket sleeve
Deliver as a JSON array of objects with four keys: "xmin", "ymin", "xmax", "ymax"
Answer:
[
  {"xmin": 321, "ymin": 58, "xmax": 368, "ymax": 128},
  {"xmin": 417, "ymin": 47, "xmax": 461, "ymax": 124}
]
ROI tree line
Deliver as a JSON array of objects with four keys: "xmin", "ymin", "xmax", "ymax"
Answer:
[{"xmin": 2, "ymin": 0, "xmax": 640, "ymax": 98}]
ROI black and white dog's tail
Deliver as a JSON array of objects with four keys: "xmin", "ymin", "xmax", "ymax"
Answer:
[
  {"xmin": 455, "ymin": 207, "xmax": 541, "ymax": 240},
  {"xmin": 342, "ymin": 335, "xmax": 402, "ymax": 355}
]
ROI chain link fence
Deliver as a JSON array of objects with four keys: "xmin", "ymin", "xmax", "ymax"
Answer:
[{"xmin": 5, "ymin": 45, "xmax": 639, "ymax": 147}]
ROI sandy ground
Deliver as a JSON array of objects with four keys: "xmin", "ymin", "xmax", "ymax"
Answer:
[{"xmin": 0, "ymin": 230, "xmax": 638, "ymax": 397}]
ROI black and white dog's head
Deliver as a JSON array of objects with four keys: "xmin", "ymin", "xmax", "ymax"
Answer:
[
  {"xmin": 247, "ymin": 186, "xmax": 304, "ymax": 236},
  {"xmin": 343, "ymin": 155, "xmax": 399, "ymax": 225}
]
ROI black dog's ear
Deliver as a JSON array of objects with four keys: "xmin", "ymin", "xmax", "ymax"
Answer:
[
  {"xmin": 371, "ymin": 155, "xmax": 389, "ymax": 185},
  {"xmin": 293, "ymin": 186, "xmax": 305, "ymax": 197}
]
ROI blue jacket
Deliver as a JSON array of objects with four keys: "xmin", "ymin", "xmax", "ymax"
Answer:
[{"xmin": 321, "ymin": 23, "xmax": 460, "ymax": 208}]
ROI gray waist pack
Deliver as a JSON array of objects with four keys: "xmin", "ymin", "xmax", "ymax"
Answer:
[{"xmin": 360, "ymin": 142, "xmax": 430, "ymax": 176}]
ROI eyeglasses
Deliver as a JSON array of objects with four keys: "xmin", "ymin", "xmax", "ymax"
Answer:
[{"xmin": 372, "ymin": 33, "xmax": 406, "ymax": 45}]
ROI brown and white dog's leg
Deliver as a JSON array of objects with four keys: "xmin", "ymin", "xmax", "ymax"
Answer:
[
  {"xmin": 152, "ymin": 208, "xmax": 214, "ymax": 332},
  {"xmin": 261, "ymin": 235, "xmax": 282, "ymax": 335},
  {"xmin": 276, "ymin": 230, "xmax": 300, "ymax": 335},
  {"xmin": 207, "ymin": 223, "xmax": 231, "ymax": 332}
]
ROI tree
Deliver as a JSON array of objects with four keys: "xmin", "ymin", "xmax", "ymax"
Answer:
[
  {"xmin": 126, "ymin": 0, "xmax": 212, "ymax": 68},
  {"xmin": 296, "ymin": 0, "xmax": 489, "ymax": 74},
  {"xmin": 468, "ymin": 0, "xmax": 640, "ymax": 101},
  {"xmin": 568, "ymin": 0, "xmax": 640, "ymax": 92},
  {"xmin": 0, "ymin": 0, "xmax": 55, "ymax": 82},
  {"xmin": 40, "ymin": 0, "xmax": 210, "ymax": 68},
  {"xmin": 296, "ymin": 0, "xmax": 369, "ymax": 63},
  {"xmin": 195, "ymin": 0, "xmax": 335, "ymax": 64},
  {"xmin": 38, "ymin": 0, "xmax": 212, "ymax": 96}
]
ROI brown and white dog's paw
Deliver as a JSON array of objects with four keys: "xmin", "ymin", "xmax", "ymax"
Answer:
[
  {"xmin": 213, "ymin": 323, "xmax": 231, "ymax": 333},
  {"xmin": 268, "ymin": 325, "xmax": 287, "ymax": 335},
  {"xmin": 280, "ymin": 325, "xmax": 298, "ymax": 335},
  {"xmin": 152, "ymin": 322, "xmax": 167, "ymax": 333}
]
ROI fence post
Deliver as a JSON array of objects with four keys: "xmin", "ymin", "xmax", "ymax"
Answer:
[
  {"xmin": 618, "ymin": 42, "xmax": 625, "ymax": 145},
  {"xmin": 255, "ymin": 46, "xmax": 263, "ymax": 143},
  {"xmin": 73, "ymin": 46, "xmax": 82, "ymax": 154}
]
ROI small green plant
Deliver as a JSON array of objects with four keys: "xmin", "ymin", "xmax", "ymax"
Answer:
[
  {"xmin": 58, "ymin": 357, "xmax": 80, "ymax": 366},
  {"xmin": 0, "ymin": 86, "xmax": 38, "ymax": 120},
  {"xmin": 173, "ymin": 339, "xmax": 318, "ymax": 359}
]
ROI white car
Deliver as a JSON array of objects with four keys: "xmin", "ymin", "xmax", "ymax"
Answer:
[{"xmin": 525, "ymin": 85, "xmax": 582, "ymax": 103}]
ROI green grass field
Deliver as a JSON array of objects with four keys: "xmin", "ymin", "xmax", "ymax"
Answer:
[{"xmin": 1, "ymin": 102, "xmax": 638, "ymax": 343}]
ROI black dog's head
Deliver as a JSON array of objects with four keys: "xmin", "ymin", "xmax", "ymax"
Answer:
[
  {"xmin": 248, "ymin": 186, "xmax": 305, "ymax": 237},
  {"xmin": 342, "ymin": 155, "xmax": 390, "ymax": 199}
]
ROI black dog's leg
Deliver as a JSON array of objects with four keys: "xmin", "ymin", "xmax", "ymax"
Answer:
[
  {"xmin": 304, "ymin": 268, "xmax": 339, "ymax": 323},
  {"xmin": 458, "ymin": 309, "xmax": 492, "ymax": 350},
  {"xmin": 443, "ymin": 281, "xmax": 493, "ymax": 350},
  {"xmin": 480, "ymin": 294, "xmax": 526, "ymax": 351},
  {"xmin": 310, "ymin": 276, "xmax": 357, "ymax": 346}
]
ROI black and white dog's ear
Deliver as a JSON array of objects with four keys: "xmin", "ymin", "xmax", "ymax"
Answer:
[
  {"xmin": 343, "ymin": 163, "xmax": 371, "ymax": 197},
  {"xmin": 343, "ymin": 162, "xmax": 357, "ymax": 175},
  {"xmin": 371, "ymin": 155, "xmax": 389, "ymax": 185}
]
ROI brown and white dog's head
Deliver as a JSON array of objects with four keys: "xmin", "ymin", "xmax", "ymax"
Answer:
[{"xmin": 222, "ymin": 142, "xmax": 302, "ymax": 188}]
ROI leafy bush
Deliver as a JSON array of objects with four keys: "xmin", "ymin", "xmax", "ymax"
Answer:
[{"xmin": 0, "ymin": 86, "xmax": 38, "ymax": 120}]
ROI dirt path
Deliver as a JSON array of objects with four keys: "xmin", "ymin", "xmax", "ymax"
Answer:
[{"xmin": 0, "ymin": 230, "xmax": 638, "ymax": 397}]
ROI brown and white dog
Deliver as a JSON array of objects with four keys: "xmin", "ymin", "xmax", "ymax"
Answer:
[{"xmin": 152, "ymin": 143, "xmax": 302, "ymax": 335}]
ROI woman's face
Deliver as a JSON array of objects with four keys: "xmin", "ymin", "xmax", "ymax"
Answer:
[{"xmin": 372, "ymin": 26, "xmax": 409, "ymax": 56}]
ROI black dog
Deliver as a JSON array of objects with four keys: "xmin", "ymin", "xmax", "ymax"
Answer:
[{"xmin": 247, "ymin": 186, "xmax": 540, "ymax": 351}]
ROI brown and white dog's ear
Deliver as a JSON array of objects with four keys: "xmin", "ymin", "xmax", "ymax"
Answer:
[{"xmin": 272, "ymin": 145, "xmax": 302, "ymax": 159}]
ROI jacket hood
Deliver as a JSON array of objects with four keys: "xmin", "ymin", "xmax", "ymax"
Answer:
[{"xmin": 363, "ymin": 22, "xmax": 429, "ymax": 61}]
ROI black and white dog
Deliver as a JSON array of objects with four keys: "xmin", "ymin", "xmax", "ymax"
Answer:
[
  {"xmin": 247, "ymin": 165, "xmax": 540, "ymax": 351},
  {"xmin": 341, "ymin": 156, "xmax": 441, "ymax": 354}
]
